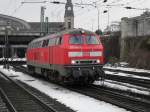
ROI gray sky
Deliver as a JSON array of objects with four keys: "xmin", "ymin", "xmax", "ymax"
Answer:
[{"xmin": 0, "ymin": 0, "xmax": 150, "ymax": 31}]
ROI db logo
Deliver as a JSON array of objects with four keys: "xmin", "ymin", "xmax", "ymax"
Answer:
[{"xmin": 83, "ymin": 52, "xmax": 90, "ymax": 56}]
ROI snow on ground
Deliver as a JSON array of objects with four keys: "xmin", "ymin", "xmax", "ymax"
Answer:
[
  {"xmin": 0, "ymin": 58, "xmax": 26, "ymax": 61},
  {"xmin": 104, "ymin": 64, "xmax": 150, "ymax": 73},
  {"xmin": 105, "ymin": 71, "xmax": 150, "ymax": 80},
  {"xmin": 0, "ymin": 66, "xmax": 130, "ymax": 112},
  {"xmin": 94, "ymin": 80, "xmax": 150, "ymax": 96},
  {"xmin": 22, "ymin": 65, "xmax": 27, "ymax": 67}
]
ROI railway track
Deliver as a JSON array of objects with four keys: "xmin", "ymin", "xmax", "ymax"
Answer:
[
  {"xmin": 67, "ymin": 85, "xmax": 150, "ymax": 112},
  {"xmin": 104, "ymin": 67, "xmax": 150, "ymax": 78},
  {"xmin": 0, "ymin": 60, "xmax": 26, "ymax": 65},
  {"xmin": 0, "ymin": 89, "xmax": 11, "ymax": 112},
  {"xmin": 12, "ymin": 65, "xmax": 150, "ymax": 112},
  {"xmin": 93, "ymin": 84, "xmax": 150, "ymax": 102},
  {"xmin": 105, "ymin": 73, "xmax": 150, "ymax": 88},
  {"xmin": 103, "ymin": 68, "xmax": 150, "ymax": 88},
  {"xmin": 103, "ymin": 80, "xmax": 150, "ymax": 92},
  {"xmin": 0, "ymin": 71, "xmax": 75, "ymax": 112}
]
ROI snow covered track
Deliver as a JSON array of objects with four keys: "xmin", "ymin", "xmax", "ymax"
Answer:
[
  {"xmin": 67, "ymin": 85, "xmax": 150, "ymax": 112},
  {"xmin": 0, "ymin": 71, "xmax": 75, "ymax": 112},
  {"xmin": 103, "ymin": 67, "xmax": 150, "ymax": 77},
  {"xmin": 0, "ymin": 61, "xmax": 26, "ymax": 65},
  {"xmin": 104, "ymin": 73, "xmax": 150, "ymax": 88},
  {"xmin": 13, "ymin": 65, "xmax": 150, "ymax": 112}
]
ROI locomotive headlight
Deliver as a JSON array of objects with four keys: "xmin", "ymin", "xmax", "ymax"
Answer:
[
  {"xmin": 96, "ymin": 59, "xmax": 100, "ymax": 63},
  {"xmin": 71, "ymin": 60, "xmax": 76, "ymax": 64}
]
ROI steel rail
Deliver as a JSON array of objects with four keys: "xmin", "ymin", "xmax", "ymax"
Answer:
[
  {"xmin": 67, "ymin": 85, "xmax": 150, "ymax": 112},
  {"xmin": 104, "ymin": 67, "xmax": 150, "ymax": 77},
  {"xmin": 105, "ymin": 73, "xmax": 150, "ymax": 88},
  {"xmin": 0, "ymin": 71, "xmax": 63, "ymax": 112},
  {"xmin": 0, "ymin": 88, "xmax": 17, "ymax": 112}
]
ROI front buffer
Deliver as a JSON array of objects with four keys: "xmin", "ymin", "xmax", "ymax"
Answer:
[{"xmin": 63, "ymin": 64, "xmax": 104, "ymax": 84}]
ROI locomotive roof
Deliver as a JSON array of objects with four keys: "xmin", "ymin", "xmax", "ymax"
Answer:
[
  {"xmin": 29, "ymin": 28, "xmax": 96, "ymax": 44},
  {"xmin": 60, "ymin": 28, "xmax": 96, "ymax": 35}
]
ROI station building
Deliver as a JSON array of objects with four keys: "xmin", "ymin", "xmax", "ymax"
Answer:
[{"xmin": 0, "ymin": 0, "xmax": 74, "ymax": 58}]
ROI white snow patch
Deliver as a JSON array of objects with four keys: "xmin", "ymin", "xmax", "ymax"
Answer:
[
  {"xmin": 0, "ymin": 58, "xmax": 26, "ymax": 61},
  {"xmin": 105, "ymin": 71, "xmax": 150, "ymax": 80},
  {"xmin": 94, "ymin": 80, "xmax": 150, "ymax": 96},
  {"xmin": 104, "ymin": 65, "xmax": 150, "ymax": 73},
  {"xmin": 22, "ymin": 65, "xmax": 27, "ymax": 67}
]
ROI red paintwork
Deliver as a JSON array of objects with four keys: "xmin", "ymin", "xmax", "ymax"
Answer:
[{"xmin": 26, "ymin": 33, "xmax": 104, "ymax": 66}]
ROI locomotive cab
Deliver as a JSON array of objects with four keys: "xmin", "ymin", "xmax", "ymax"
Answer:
[{"xmin": 62, "ymin": 30, "xmax": 104, "ymax": 84}]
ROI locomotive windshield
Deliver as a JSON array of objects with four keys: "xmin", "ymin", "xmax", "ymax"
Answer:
[
  {"xmin": 69, "ymin": 36, "xmax": 83, "ymax": 44},
  {"xmin": 86, "ymin": 35, "xmax": 99, "ymax": 44},
  {"xmin": 69, "ymin": 35, "xmax": 100, "ymax": 45}
]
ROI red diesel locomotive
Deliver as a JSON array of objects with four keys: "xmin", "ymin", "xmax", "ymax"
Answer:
[{"xmin": 26, "ymin": 28, "xmax": 104, "ymax": 84}]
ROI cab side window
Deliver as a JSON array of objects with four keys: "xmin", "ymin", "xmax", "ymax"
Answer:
[
  {"xmin": 56, "ymin": 37, "xmax": 62, "ymax": 45},
  {"xmin": 48, "ymin": 38, "xmax": 56, "ymax": 46},
  {"xmin": 42, "ymin": 39, "xmax": 49, "ymax": 47}
]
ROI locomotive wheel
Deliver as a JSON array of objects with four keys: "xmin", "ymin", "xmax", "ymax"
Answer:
[
  {"xmin": 43, "ymin": 69, "xmax": 48, "ymax": 78},
  {"xmin": 47, "ymin": 70, "xmax": 53, "ymax": 81},
  {"xmin": 47, "ymin": 70, "xmax": 58, "ymax": 82},
  {"xmin": 27, "ymin": 65, "xmax": 35, "ymax": 75}
]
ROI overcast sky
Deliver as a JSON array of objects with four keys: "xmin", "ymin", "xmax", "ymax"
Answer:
[{"xmin": 0, "ymin": 0, "xmax": 150, "ymax": 31}]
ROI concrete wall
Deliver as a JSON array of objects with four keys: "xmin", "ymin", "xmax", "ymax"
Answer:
[
  {"xmin": 137, "ymin": 17, "xmax": 150, "ymax": 36},
  {"xmin": 120, "ymin": 11, "xmax": 150, "ymax": 59},
  {"xmin": 121, "ymin": 12, "xmax": 150, "ymax": 38},
  {"xmin": 121, "ymin": 17, "xmax": 137, "ymax": 38}
]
